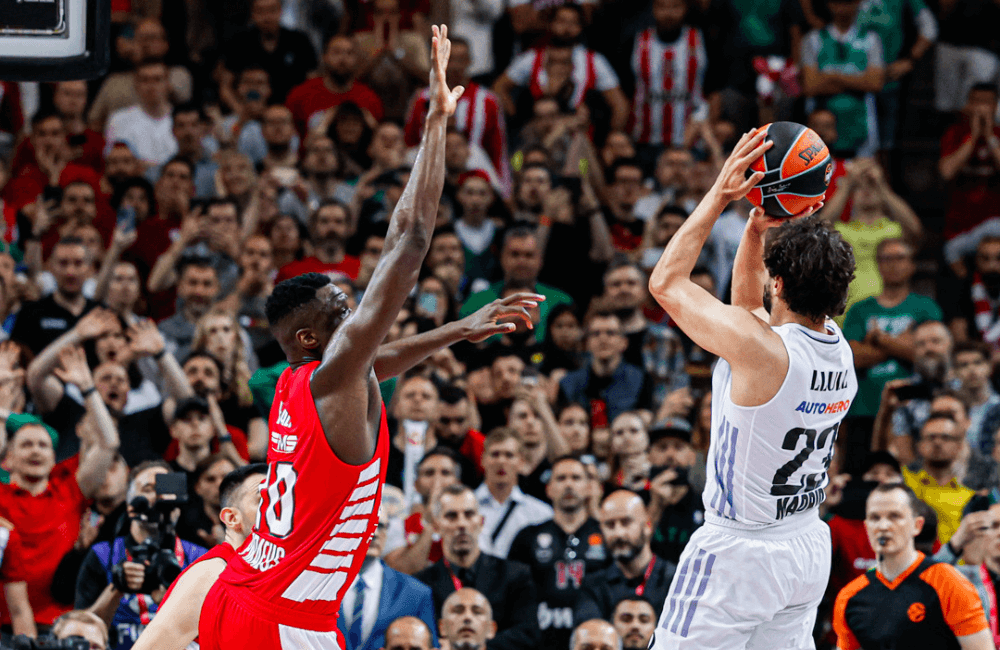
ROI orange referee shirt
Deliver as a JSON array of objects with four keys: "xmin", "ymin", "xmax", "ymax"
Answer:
[{"xmin": 834, "ymin": 552, "xmax": 988, "ymax": 650}]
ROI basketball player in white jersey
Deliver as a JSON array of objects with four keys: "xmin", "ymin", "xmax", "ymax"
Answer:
[{"xmin": 647, "ymin": 129, "xmax": 856, "ymax": 649}]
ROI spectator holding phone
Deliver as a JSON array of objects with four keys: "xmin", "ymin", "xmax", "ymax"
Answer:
[
  {"xmin": 646, "ymin": 419, "xmax": 703, "ymax": 564},
  {"xmin": 871, "ymin": 320, "xmax": 953, "ymax": 463}
]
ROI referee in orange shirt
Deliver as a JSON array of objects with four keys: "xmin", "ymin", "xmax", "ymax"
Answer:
[{"xmin": 834, "ymin": 483, "xmax": 993, "ymax": 650}]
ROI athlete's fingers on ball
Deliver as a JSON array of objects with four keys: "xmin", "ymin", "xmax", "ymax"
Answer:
[{"xmin": 500, "ymin": 292, "xmax": 544, "ymax": 305}]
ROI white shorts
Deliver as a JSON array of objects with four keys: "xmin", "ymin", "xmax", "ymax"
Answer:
[{"xmin": 650, "ymin": 516, "xmax": 831, "ymax": 650}]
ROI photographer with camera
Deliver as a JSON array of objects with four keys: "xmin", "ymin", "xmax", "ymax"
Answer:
[
  {"xmin": 74, "ymin": 462, "xmax": 206, "ymax": 650},
  {"xmin": 10, "ymin": 610, "xmax": 109, "ymax": 650}
]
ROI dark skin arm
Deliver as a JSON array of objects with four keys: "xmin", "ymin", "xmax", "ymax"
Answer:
[
  {"xmin": 308, "ymin": 26, "xmax": 465, "ymax": 466},
  {"xmin": 373, "ymin": 294, "xmax": 542, "ymax": 380}
]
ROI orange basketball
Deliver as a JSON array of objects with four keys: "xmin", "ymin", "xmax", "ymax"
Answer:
[{"xmin": 744, "ymin": 121, "xmax": 832, "ymax": 218}]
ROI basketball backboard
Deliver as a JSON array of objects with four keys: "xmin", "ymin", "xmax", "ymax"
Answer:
[{"xmin": 0, "ymin": 0, "xmax": 109, "ymax": 81}]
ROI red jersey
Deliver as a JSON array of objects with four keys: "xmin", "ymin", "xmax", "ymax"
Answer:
[
  {"xmin": 628, "ymin": 26, "xmax": 707, "ymax": 147},
  {"xmin": 404, "ymin": 512, "xmax": 442, "ymax": 563},
  {"xmin": 218, "ymin": 362, "xmax": 389, "ymax": 632},
  {"xmin": 940, "ymin": 122, "xmax": 1000, "ymax": 239},
  {"xmin": 275, "ymin": 255, "xmax": 361, "ymax": 283},
  {"xmin": 0, "ymin": 516, "xmax": 27, "ymax": 583},
  {"xmin": 0, "ymin": 457, "xmax": 87, "ymax": 625},
  {"xmin": 404, "ymin": 83, "xmax": 511, "ymax": 196},
  {"xmin": 161, "ymin": 542, "xmax": 235, "ymax": 606},
  {"xmin": 285, "ymin": 77, "xmax": 384, "ymax": 138}
]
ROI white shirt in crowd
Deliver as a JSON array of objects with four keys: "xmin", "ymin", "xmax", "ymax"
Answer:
[
  {"xmin": 475, "ymin": 483, "xmax": 553, "ymax": 558},
  {"xmin": 341, "ymin": 559, "xmax": 384, "ymax": 646},
  {"xmin": 104, "ymin": 106, "xmax": 178, "ymax": 165}
]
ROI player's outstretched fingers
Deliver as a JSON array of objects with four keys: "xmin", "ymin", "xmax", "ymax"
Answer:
[
  {"xmin": 497, "ymin": 305, "xmax": 534, "ymax": 329},
  {"xmin": 499, "ymin": 292, "xmax": 544, "ymax": 306}
]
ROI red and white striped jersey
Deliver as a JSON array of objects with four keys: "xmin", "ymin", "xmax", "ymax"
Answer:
[
  {"xmin": 217, "ymin": 362, "xmax": 389, "ymax": 632},
  {"xmin": 628, "ymin": 26, "xmax": 707, "ymax": 147},
  {"xmin": 506, "ymin": 45, "xmax": 619, "ymax": 109},
  {"xmin": 404, "ymin": 83, "xmax": 511, "ymax": 196}
]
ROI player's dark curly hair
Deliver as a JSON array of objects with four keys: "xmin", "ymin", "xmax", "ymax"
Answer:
[
  {"xmin": 265, "ymin": 273, "xmax": 332, "ymax": 327},
  {"xmin": 763, "ymin": 216, "xmax": 855, "ymax": 322}
]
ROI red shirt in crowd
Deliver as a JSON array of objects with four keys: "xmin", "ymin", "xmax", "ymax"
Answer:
[
  {"xmin": 1, "ymin": 162, "xmax": 103, "ymax": 213},
  {"xmin": 0, "ymin": 516, "xmax": 27, "ymax": 584},
  {"xmin": 828, "ymin": 515, "xmax": 876, "ymax": 599},
  {"xmin": 0, "ymin": 457, "xmax": 88, "ymax": 625},
  {"xmin": 404, "ymin": 83, "xmax": 511, "ymax": 195},
  {"xmin": 457, "ymin": 428, "xmax": 486, "ymax": 479},
  {"xmin": 404, "ymin": 512, "xmax": 443, "ymax": 563},
  {"xmin": 275, "ymin": 255, "xmax": 361, "ymax": 283},
  {"xmin": 940, "ymin": 121, "xmax": 1000, "ymax": 239},
  {"xmin": 284, "ymin": 77, "xmax": 384, "ymax": 138},
  {"xmin": 10, "ymin": 132, "xmax": 107, "ymax": 177}
]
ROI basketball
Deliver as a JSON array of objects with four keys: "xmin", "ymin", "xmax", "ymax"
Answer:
[{"xmin": 744, "ymin": 121, "xmax": 832, "ymax": 218}]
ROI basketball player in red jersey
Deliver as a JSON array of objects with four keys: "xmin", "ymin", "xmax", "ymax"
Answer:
[
  {"xmin": 199, "ymin": 26, "xmax": 538, "ymax": 650},
  {"xmin": 132, "ymin": 464, "xmax": 266, "ymax": 650}
]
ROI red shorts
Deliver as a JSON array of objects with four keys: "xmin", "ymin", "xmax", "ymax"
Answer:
[{"xmin": 199, "ymin": 582, "xmax": 345, "ymax": 650}]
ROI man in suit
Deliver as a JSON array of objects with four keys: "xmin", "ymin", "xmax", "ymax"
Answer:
[
  {"xmin": 415, "ymin": 484, "xmax": 540, "ymax": 650},
  {"xmin": 339, "ymin": 509, "xmax": 438, "ymax": 650}
]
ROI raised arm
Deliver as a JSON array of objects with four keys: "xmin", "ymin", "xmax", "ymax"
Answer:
[
  {"xmin": 26, "ymin": 309, "xmax": 119, "ymax": 413},
  {"xmin": 648, "ymin": 131, "xmax": 818, "ymax": 364},
  {"xmin": 312, "ymin": 26, "xmax": 463, "ymax": 394},
  {"xmin": 54, "ymin": 347, "xmax": 120, "ymax": 498},
  {"xmin": 93, "ymin": 227, "xmax": 137, "ymax": 304}
]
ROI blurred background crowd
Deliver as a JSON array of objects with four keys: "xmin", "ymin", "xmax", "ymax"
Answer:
[{"xmin": 1, "ymin": 0, "xmax": 1000, "ymax": 647}]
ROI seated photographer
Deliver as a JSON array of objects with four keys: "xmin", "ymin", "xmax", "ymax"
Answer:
[{"xmin": 74, "ymin": 461, "xmax": 207, "ymax": 650}]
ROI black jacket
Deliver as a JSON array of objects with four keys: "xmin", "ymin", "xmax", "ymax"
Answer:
[
  {"xmin": 575, "ymin": 553, "xmax": 676, "ymax": 621},
  {"xmin": 415, "ymin": 553, "xmax": 539, "ymax": 650}
]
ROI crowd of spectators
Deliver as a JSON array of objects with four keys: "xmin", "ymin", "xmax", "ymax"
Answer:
[{"xmin": 2, "ymin": 0, "xmax": 1000, "ymax": 647}]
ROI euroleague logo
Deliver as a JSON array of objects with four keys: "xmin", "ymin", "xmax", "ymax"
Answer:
[
  {"xmin": 907, "ymin": 602, "xmax": 926, "ymax": 623},
  {"xmin": 824, "ymin": 162, "xmax": 833, "ymax": 185}
]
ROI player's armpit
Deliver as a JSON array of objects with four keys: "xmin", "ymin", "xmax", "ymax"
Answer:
[
  {"xmin": 920, "ymin": 563, "xmax": 990, "ymax": 638},
  {"xmin": 655, "ymin": 278, "xmax": 781, "ymax": 371},
  {"xmin": 132, "ymin": 558, "xmax": 227, "ymax": 650}
]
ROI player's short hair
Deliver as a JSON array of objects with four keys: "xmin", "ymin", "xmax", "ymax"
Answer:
[
  {"xmin": 868, "ymin": 482, "xmax": 923, "ymax": 517},
  {"xmin": 220, "ymin": 463, "xmax": 268, "ymax": 509},
  {"xmin": 52, "ymin": 610, "xmax": 108, "ymax": 645},
  {"xmin": 483, "ymin": 427, "xmax": 526, "ymax": 457},
  {"xmin": 763, "ymin": 216, "xmax": 855, "ymax": 321},
  {"xmin": 265, "ymin": 272, "xmax": 333, "ymax": 326}
]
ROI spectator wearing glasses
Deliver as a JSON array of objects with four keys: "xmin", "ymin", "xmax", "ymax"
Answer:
[
  {"xmin": 415, "ymin": 484, "xmax": 539, "ymax": 650},
  {"xmin": 843, "ymin": 238, "xmax": 942, "ymax": 455},
  {"xmin": 903, "ymin": 413, "xmax": 975, "ymax": 544},
  {"xmin": 560, "ymin": 310, "xmax": 654, "ymax": 429}
]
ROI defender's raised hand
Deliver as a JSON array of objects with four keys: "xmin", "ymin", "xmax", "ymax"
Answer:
[{"xmin": 428, "ymin": 25, "xmax": 464, "ymax": 119}]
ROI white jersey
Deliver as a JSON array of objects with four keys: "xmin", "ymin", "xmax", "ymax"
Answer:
[{"xmin": 703, "ymin": 320, "xmax": 856, "ymax": 530}]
